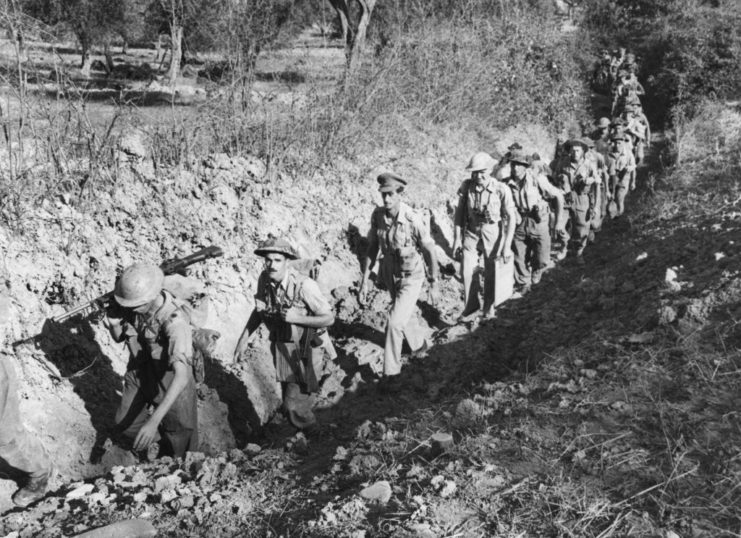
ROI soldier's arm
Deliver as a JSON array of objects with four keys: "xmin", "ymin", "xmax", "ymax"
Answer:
[
  {"xmin": 538, "ymin": 175, "xmax": 564, "ymax": 230},
  {"xmin": 412, "ymin": 215, "xmax": 440, "ymax": 283},
  {"xmin": 644, "ymin": 115, "xmax": 651, "ymax": 146},
  {"xmin": 134, "ymin": 320, "xmax": 192, "ymax": 450},
  {"xmin": 235, "ymin": 309, "xmax": 262, "ymax": 355},
  {"xmin": 452, "ymin": 185, "xmax": 467, "ymax": 253},
  {"xmin": 358, "ymin": 212, "xmax": 380, "ymax": 304},
  {"xmin": 134, "ymin": 361, "xmax": 189, "ymax": 451},
  {"xmin": 361, "ymin": 213, "xmax": 380, "ymax": 280},
  {"xmin": 500, "ymin": 188, "xmax": 517, "ymax": 256},
  {"xmin": 284, "ymin": 279, "xmax": 334, "ymax": 329}
]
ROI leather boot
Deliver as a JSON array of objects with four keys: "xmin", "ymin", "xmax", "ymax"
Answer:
[{"xmin": 12, "ymin": 469, "xmax": 52, "ymax": 508}]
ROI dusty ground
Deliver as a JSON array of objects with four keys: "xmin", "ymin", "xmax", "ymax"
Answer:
[{"xmin": 0, "ymin": 25, "xmax": 739, "ymax": 538}]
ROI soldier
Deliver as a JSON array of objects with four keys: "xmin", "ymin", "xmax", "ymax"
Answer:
[
  {"xmin": 358, "ymin": 173, "xmax": 440, "ymax": 388},
  {"xmin": 493, "ymin": 143, "xmax": 522, "ymax": 181},
  {"xmin": 530, "ymin": 152, "xmax": 552, "ymax": 178},
  {"xmin": 585, "ymin": 138, "xmax": 609, "ymax": 236},
  {"xmin": 612, "ymin": 70, "xmax": 645, "ymax": 116},
  {"xmin": 452, "ymin": 152, "xmax": 516, "ymax": 320},
  {"xmin": 105, "ymin": 264, "xmax": 198, "ymax": 459},
  {"xmin": 622, "ymin": 103, "xmax": 651, "ymax": 165},
  {"xmin": 507, "ymin": 149, "xmax": 565, "ymax": 293},
  {"xmin": 555, "ymin": 139, "xmax": 600, "ymax": 259},
  {"xmin": 607, "ymin": 133, "xmax": 637, "ymax": 217},
  {"xmin": 591, "ymin": 117, "xmax": 612, "ymax": 153},
  {"xmin": 235, "ymin": 238, "xmax": 335, "ymax": 429},
  {"xmin": 0, "ymin": 355, "xmax": 53, "ymax": 507}
]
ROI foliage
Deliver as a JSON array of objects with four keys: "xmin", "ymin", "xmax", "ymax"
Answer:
[
  {"xmin": 347, "ymin": 5, "xmax": 590, "ymax": 137},
  {"xmin": 22, "ymin": 0, "xmax": 124, "ymax": 48},
  {"xmin": 582, "ymin": 0, "xmax": 741, "ymax": 126}
]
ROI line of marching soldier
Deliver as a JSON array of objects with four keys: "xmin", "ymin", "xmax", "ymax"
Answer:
[{"xmin": 1, "ymin": 48, "xmax": 651, "ymax": 511}]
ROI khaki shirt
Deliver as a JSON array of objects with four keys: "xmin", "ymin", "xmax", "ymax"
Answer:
[
  {"xmin": 117, "ymin": 291, "xmax": 193, "ymax": 371},
  {"xmin": 508, "ymin": 169, "xmax": 562, "ymax": 215},
  {"xmin": 254, "ymin": 267, "xmax": 335, "ymax": 384},
  {"xmin": 607, "ymin": 147, "xmax": 636, "ymax": 175},
  {"xmin": 558, "ymin": 158, "xmax": 599, "ymax": 195},
  {"xmin": 370, "ymin": 202, "xmax": 431, "ymax": 278},
  {"xmin": 454, "ymin": 178, "xmax": 515, "ymax": 232},
  {"xmin": 254, "ymin": 267, "xmax": 331, "ymax": 342}
]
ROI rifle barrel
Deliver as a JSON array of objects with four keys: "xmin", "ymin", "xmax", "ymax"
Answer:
[{"xmin": 53, "ymin": 246, "xmax": 223, "ymax": 322}]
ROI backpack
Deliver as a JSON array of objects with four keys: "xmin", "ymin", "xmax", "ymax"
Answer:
[{"xmin": 163, "ymin": 274, "xmax": 219, "ymax": 384}]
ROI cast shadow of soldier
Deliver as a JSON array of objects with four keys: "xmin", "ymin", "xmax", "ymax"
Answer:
[
  {"xmin": 29, "ymin": 315, "xmax": 260, "ymax": 461},
  {"xmin": 277, "ymin": 207, "xmax": 677, "ymax": 531},
  {"xmin": 33, "ymin": 317, "xmax": 122, "ymax": 464}
]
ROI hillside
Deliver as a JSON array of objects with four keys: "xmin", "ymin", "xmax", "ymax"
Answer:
[{"xmin": 0, "ymin": 4, "xmax": 740, "ymax": 538}]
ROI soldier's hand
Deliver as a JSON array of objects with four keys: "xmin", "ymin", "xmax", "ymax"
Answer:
[
  {"xmin": 630, "ymin": 181, "xmax": 636, "ymax": 191},
  {"xmin": 500, "ymin": 246, "xmax": 513, "ymax": 263},
  {"xmin": 429, "ymin": 282, "xmax": 441, "ymax": 308},
  {"xmin": 279, "ymin": 308, "xmax": 301, "ymax": 324},
  {"xmin": 357, "ymin": 281, "xmax": 368, "ymax": 308},
  {"xmin": 133, "ymin": 419, "xmax": 159, "ymax": 452}
]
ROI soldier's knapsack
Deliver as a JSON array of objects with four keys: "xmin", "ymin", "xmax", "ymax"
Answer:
[{"xmin": 164, "ymin": 274, "xmax": 219, "ymax": 384}]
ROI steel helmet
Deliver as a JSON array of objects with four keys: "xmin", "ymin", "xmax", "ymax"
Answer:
[
  {"xmin": 466, "ymin": 152, "xmax": 497, "ymax": 172},
  {"xmin": 114, "ymin": 264, "xmax": 164, "ymax": 308},
  {"xmin": 254, "ymin": 238, "xmax": 298, "ymax": 260},
  {"xmin": 596, "ymin": 117, "xmax": 610, "ymax": 128}
]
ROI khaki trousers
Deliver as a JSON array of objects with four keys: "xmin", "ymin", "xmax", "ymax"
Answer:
[
  {"xmin": 115, "ymin": 363, "xmax": 198, "ymax": 458},
  {"xmin": 461, "ymin": 223, "xmax": 503, "ymax": 314},
  {"xmin": 379, "ymin": 260, "xmax": 425, "ymax": 377}
]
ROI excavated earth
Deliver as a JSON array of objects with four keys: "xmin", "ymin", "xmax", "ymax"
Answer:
[{"xmin": 1, "ymin": 36, "xmax": 741, "ymax": 538}]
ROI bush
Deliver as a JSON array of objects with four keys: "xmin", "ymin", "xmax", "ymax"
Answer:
[{"xmin": 337, "ymin": 6, "xmax": 590, "ymax": 153}]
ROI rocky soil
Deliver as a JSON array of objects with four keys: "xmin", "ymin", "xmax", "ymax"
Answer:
[{"xmin": 1, "ymin": 34, "xmax": 740, "ymax": 538}]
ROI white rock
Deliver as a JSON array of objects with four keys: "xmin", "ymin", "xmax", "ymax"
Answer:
[
  {"xmin": 66, "ymin": 483, "xmax": 94, "ymax": 500},
  {"xmin": 359, "ymin": 480, "xmax": 392, "ymax": 504}
]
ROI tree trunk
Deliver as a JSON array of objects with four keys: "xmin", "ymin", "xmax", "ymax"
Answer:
[
  {"xmin": 347, "ymin": 0, "xmax": 376, "ymax": 74},
  {"xmin": 168, "ymin": 23, "xmax": 183, "ymax": 86},
  {"xmin": 104, "ymin": 42, "xmax": 114, "ymax": 74},
  {"xmin": 328, "ymin": 0, "xmax": 352, "ymax": 48},
  {"xmin": 79, "ymin": 34, "xmax": 92, "ymax": 78}
]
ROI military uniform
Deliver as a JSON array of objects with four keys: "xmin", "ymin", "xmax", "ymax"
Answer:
[
  {"xmin": 254, "ymin": 265, "xmax": 335, "ymax": 428},
  {"xmin": 508, "ymin": 169, "xmax": 563, "ymax": 286},
  {"xmin": 454, "ymin": 176, "xmax": 515, "ymax": 314},
  {"xmin": 369, "ymin": 201, "xmax": 432, "ymax": 376},
  {"xmin": 607, "ymin": 137, "xmax": 637, "ymax": 216},
  {"xmin": 624, "ymin": 110, "xmax": 650, "ymax": 164},
  {"xmin": 0, "ymin": 356, "xmax": 51, "ymax": 486},
  {"xmin": 111, "ymin": 291, "xmax": 198, "ymax": 458},
  {"xmin": 557, "ymin": 153, "xmax": 599, "ymax": 256},
  {"xmin": 586, "ymin": 148, "xmax": 608, "ymax": 233}
]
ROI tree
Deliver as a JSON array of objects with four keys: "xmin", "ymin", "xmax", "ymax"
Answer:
[
  {"xmin": 22, "ymin": 0, "xmax": 123, "ymax": 76},
  {"xmin": 328, "ymin": 0, "xmax": 377, "ymax": 74}
]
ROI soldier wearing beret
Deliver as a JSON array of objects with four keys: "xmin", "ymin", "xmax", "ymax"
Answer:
[
  {"xmin": 359, "ymin": 173, "xmax": 440, "ymax": 389},
  {"xmin": 235, "ymin": 238, "xmax": 335, "ymax": 429}
]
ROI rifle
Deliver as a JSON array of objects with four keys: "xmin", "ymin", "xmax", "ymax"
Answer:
[
  {"xmin": 52, "ymin": 245, "xmax": 224, "ymax": 323},
  {"xmin": 12, "ymin": 246, "xmax": 223, "ymax": 349}
]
